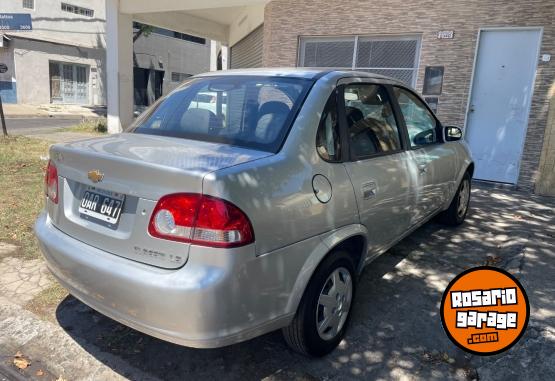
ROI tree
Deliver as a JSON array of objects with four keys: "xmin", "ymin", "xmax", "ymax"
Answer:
[{"xmin": 133, "ymin": 23, "xmax": 154, "ymax": 43}]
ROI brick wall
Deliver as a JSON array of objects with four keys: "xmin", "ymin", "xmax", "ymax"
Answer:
[
  {"xmin": 536, "ymin": 86, "xmax": 555, "ymax": 196},
  {"xmin": 263, "ymin": 0, "xmax": 555, "ymax": 193}
]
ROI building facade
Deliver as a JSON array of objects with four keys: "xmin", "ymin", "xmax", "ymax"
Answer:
[
  {"xmin": 249, "ymin": 0, "xmax": 555, "ymax": 194},
  {"xmin": 132, "ymin": 22, "xmax": 211, "ymax": 108},
  {"xmin": 0, "ymin": 0, "xmax": 210, "ymax": 107}
]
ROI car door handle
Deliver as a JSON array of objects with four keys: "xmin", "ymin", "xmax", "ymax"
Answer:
[{"xmin": 361, "ymin": 181, "xmax": 377, "ymax": 200}]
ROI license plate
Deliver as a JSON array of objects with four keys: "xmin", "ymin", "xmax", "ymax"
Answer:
[{"xmin": 79, "ymin": 187, "xmax": 125, "ymax": 225}]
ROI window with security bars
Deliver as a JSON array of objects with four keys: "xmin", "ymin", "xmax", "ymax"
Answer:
[
  {"xmin": 22, "ymin": 0, "xmax": 34, "ymax": 10},
  {"xmin": 61, "ymin": 3, "xmax": 94, "ymax": 17},
  {"xmin": 299, "ymin": 36, "xmax": 421, "ymax": 86}
]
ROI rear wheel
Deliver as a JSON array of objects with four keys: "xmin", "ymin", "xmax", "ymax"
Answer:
[
  {"xmin": 438, "ymin": 172, "xmax": 471, "ymax": 226},
  {"xmin": 282, "ymin": 250, "xmax": 356, "ymax": 357}
]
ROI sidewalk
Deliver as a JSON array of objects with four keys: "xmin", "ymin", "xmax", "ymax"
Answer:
[
  {"xmin": 0, "ymin": 297, "xmax": 156, "ymax": 381},
  {"xmin": 2, "ymin": 104, "xmax": 106, "ymax": 119}
]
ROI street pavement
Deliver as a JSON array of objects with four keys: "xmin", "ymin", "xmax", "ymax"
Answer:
[{"xmin": 3, "ymin": 118, "xmax": 82, "ymax": 136}]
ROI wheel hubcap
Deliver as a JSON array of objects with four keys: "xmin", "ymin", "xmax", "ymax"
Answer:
[
  {"xmin": 457, "ymin": 179, "xmax": 470, "ymax": 218},
  {"xmin": 316, "ymin": 267, "xmax": 353, "ymax": 341}
]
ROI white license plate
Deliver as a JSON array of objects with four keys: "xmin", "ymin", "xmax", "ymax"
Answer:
[{"xmin": 79, "ymin": 187, "xmax": 125, "ymax": 224}]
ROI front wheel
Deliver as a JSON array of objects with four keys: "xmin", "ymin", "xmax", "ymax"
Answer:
[
  {"xmin": 438, "ymin": 172, "xmax": 471, "ymax": 226},
  {"xmin": 282, "ymin": 250, "xmax": 356, "ymax": 357}
]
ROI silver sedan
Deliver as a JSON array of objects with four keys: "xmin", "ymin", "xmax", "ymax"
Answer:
[{"xmin": 36, "ymin": 69, "xmax": 473, "ymax": 356}]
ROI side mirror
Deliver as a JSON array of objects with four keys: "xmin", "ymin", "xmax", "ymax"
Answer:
[{"xmin": 444, "ymin": 126, "xmax": 463, "ymax": 142}]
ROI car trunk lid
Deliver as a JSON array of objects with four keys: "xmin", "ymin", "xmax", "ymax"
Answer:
[{"xmin": 48, "ymin": 133, "xmax": 270, "ymax": 269}]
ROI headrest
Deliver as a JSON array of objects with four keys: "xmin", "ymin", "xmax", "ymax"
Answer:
[{"xmin": 259, "ymin": 101, "xmax": 291, "ymax": 117}]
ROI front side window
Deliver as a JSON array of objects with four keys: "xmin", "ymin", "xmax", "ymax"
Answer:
[
  {"xmin": 130, "ymin": 76, "xmax": 312, "ymax": 152},
  {"xmin": 344, "ymin": 84, "xmax": 402, "ymax": 158},
  {"xmin": 316, "ymin": 93, "xmax": 340, "ymax": 161},
  {"xmin": 393, "ymin": 87, "xmax": 439, "ymax": 147}
]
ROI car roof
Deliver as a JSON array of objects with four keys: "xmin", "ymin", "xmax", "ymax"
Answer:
[{"xmin": 195, "ymin": 67, "xmax": 404, "ymax": 84}]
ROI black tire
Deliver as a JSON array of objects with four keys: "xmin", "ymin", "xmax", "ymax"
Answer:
[
  {"xmin": 438, "ymin": 172, "xmax": 471, "ymax": 226},
  {"xmin": 282, "ymin": 250, "xmax": 356, "ymax": 357}
]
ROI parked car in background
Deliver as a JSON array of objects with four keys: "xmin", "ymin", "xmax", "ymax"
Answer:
[{"xmin": 36, "ymin": 69, "xmax": 473, "ymax": 356}]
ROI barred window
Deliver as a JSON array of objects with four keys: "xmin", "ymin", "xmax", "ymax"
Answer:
[
  {"xmin": 61, "ymin": 3, "xmax": 94, "ymax": 18},
  {"xmin": 22, "ymin": 0, "xmax": 34, "ymax": 10},
  {"xmin": 299, "ymin": 35, "xmax": 421, "ymax": 86}
]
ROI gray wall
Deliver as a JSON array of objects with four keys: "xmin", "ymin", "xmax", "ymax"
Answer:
[{"xmin": 133, "ymin": 31, "xmax": 211, "ymax": 95}]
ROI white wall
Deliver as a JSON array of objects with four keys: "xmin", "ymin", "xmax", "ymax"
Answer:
[
  {"xmin": 3, "ymin": 0, "xmax": 212, "ymax": 106},
  {"xmin": 228, "ymin": 4, "xmax": 265, "ymax": 47},
  {"xmin": 12, "ymin": 38, "xmax": 105, "ymax": 105},
  {"xmin": 3, "ymin": 0, "xmax": 106, "ymax": 104},
  {"xmin": 3, "ymin": 0, "xmax": 106, "ymax": 49}
]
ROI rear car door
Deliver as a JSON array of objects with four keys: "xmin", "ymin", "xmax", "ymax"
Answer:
[
  {"xmin": 391, "ymin": 86, "xmax": 458, "ymax": 225},
  {"xmin": 340, "ymin": 81, "xmax": 412, "ymax": 255}
]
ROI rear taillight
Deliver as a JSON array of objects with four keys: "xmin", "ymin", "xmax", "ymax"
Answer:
[
  {"xmin": 45, "ymin": 160, "xmax": 58, "ymax": 204},
  {"xmin": 148, "ymin": 193, "xmax": 254, "ymax": 248}
]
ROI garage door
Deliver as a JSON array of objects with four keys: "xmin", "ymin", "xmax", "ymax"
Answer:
[
  {"xmin": 298, "ymin": 35, "xmax": 421, "ymax": 86},
  {"xmin": 230, "ymin": 25, "xmax": 264, "ymax": 69}
]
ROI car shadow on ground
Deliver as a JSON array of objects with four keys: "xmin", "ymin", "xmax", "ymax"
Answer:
[{"xmin": 54, "ymin": 185, "xmax": 555, "ymax": 380}]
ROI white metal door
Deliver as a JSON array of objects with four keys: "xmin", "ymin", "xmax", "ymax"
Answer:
[
  {"xmin": 61, "ymin": 64, "xmax": 75, "ymax": 103},
  {"xmin": 75, "ymin": 66, "xmax": 88, "ymax": 104},
  {"xmin": 57, "ymin": 63, "xmax": 89, "ymax": 104},
  {"xmin": 465, "ymin": 28, "xmax": 541, "ymax": 184}
]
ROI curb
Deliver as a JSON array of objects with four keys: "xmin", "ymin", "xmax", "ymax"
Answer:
[{"xmin": 0, "ymin": 362, "xmax": 26, "ymax": 381}]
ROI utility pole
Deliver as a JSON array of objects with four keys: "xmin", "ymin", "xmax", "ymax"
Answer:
[{"xmin": 0, "ymin": 95, "xmax": 7, "ymax": 137}]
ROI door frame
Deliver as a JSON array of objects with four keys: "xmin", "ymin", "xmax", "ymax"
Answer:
[{"xmin": 463, "ymin": 26, "xmax": 543, "ymax": 183}]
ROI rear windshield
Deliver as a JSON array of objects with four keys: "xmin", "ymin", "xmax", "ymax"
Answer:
[{"xmin": 129, "ymin": 76, "xmax": 313, "ymax": 152}]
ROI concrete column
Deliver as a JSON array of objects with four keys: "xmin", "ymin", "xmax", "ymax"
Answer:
[
  {"xmin": 221, "ymin": 45, "xmax": 229, "ymax": 70},
  {"xmin": 210, "ymin": 40, "xmax": 218, "ymax": 71},
  {"xmin": 106, "ymin": 0, "xmax": 134, "ymax": 134}
]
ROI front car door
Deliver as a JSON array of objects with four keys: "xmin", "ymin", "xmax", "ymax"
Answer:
[
  {"xmin": 391, "ymin": 86, "xmax": 458, "ymax": 225},
  {"xmin": 339, "ymin": 80, "xmax": 413, "ymax": 256}
]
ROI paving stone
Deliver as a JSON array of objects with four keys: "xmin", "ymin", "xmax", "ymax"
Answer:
[{"xmin": 0, "ymin": 256, "xmax": 53, "ymax": 304}]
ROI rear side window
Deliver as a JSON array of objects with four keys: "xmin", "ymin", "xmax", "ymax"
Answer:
[
  {"xmin": 344, "ymin": 84, "xmax": 402, "ymax": 158},
  {"xmin": 316, "ymin": 93, "xmax": 341, "ymax": 161},
  {"xmin": 393, "ymin": 87, "xmax": 439, "ymax": 147},
  {"xmin": 131, "ymin": 76, "xmax": 312, "ymax": 152}
]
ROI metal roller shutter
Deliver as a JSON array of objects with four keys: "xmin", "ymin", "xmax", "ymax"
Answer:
[{"xmin": 230, "ymin": 25, "xmax": 264, "ymax": 69}]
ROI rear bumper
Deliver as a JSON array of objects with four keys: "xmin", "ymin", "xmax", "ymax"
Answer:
[{"xmin": 35, "ymin": 212, "xmax": 295, "ymax": 348}]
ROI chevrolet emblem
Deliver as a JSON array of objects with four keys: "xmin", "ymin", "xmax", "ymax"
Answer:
[{"xmin": 88, "ymin": 170, "xmax": 104, "ymax": 183}]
